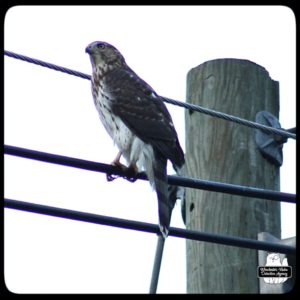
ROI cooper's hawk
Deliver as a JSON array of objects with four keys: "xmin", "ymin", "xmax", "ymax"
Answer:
[{"xmin": 86, "ymin": 41, "xmax": 185, "ymax": 237}]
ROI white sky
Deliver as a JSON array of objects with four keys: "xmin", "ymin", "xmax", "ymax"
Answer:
[{"xmin": 4, "ymin": 6, "xmax": 296, "ymax": 293}]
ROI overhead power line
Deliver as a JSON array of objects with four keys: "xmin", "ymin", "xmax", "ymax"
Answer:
[
  {"xmin": 5, "ymin": 50, "xmax": 91, "ymax": 80},
  {"xmin": 4, "ymin": 145, "xmax": 296, "ymax": 203},
  {"xmin": 4, "ymin": 50, "xmax": 296, "ymax": 140},
  {"xmin": 4, "ymin": 199, "xmax": 296, "ymax": 255}
]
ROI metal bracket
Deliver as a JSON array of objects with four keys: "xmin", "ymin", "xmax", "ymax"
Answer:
[{"xmin": 255, "ymin": 111, "xmax": 288, "ymax": 167}]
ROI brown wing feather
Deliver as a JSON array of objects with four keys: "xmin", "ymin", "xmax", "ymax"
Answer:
[{"xmin": 103, "ymin": 67, "xmax": 184, "ymax": 168}]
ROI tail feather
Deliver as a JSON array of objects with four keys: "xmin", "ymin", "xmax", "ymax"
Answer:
[
  {"xmin": 153, "ymin": 152, "xmax": 171, "ymax": 238},
  {"xmin": 173, "ymin": 162, "xmax": 186, "ymax": 202}
]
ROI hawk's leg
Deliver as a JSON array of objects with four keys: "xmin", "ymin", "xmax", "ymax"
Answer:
[
  {"xmin": 111, "ymin": 151, "xmax": 127, "ymax": 170},
  {"xmin": 106, "ymin": 151, "xmax": 139, "ymax": 182}
]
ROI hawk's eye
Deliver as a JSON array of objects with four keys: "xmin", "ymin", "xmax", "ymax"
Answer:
[{"xmin": 97, "ymin": 43, "xmax": 105, "ymax": 49}]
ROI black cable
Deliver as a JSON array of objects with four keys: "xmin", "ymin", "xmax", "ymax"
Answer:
[
  {"xmin": 4, "ymin": 145, "xmax": 296, "ymax": 203},
  {"xmin": 4, "ymin": 50, "xmax": 91, "ymax": 80},
  {"xmin": 4, "ymin": 199, "xmax": 295, "ymax": 255},
  {"xmin": 4, "ymin": 50, "xmax": 296, "ymax": 140}
]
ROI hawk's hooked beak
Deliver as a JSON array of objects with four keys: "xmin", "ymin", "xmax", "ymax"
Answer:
[{"xmin": 85, "ymin": 45, "xmax": 92, "ymax": 54}]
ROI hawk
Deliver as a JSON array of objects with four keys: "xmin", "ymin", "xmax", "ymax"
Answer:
[{"xmin": 86, "ymin": 41, "xmax": 185, "ymax": 237}]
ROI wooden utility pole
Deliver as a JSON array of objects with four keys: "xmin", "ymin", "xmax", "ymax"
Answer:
[{"xmin": 185, "ymin": 59, "xmax": 281, "ymax": 293}]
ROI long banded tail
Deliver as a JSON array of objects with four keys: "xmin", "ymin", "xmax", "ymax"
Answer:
[{"xmin": 152, "ymin": 151, "xmax": 171, "ymax": 238}]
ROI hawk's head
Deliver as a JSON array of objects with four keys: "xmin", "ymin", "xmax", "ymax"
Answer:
[{"xmin": 85, "ymin": 41, "xmax": 125, "ymax": 70}]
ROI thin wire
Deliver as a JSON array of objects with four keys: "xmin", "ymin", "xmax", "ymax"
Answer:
[
  {"xmin": 4, "ymin": 50, "xmax": 296, "ymax": 140},
  {"xmin": 4, "ymin": 50, "xmax": 91, "ymax": 80},
  {"xmin": 149, "ymin": 235, "xmax": 165, "ymax": 294},
  {"xmin": 4, "ymin": 199, "xmax": 296, "ymax": 255},
  {"xmin": 162, "ymin": 96, "xmax": 295, "ymax": 139},
  {"xmin": 4, "ymin": 145, "xmax": 296, "ymax": 203}
]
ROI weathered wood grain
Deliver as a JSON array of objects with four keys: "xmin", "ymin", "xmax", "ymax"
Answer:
[{"xmin": 185, "ymin": 59, "xmax": 281, "ymax": 293}]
